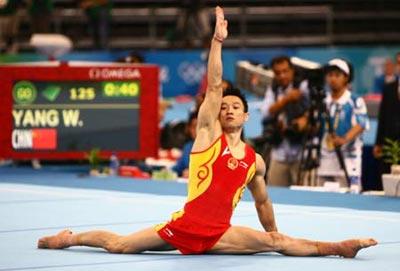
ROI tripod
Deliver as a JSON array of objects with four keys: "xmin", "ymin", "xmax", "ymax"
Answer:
[
  {"xmin": 297, "ymin": 93, "xmax": 351, "ymax": 187},
  {"xmin": 297, "ymin": 106, "xmax": 321, "ymax": 186}
]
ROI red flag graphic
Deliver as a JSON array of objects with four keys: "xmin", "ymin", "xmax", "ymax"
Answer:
[{"xmin": 32, "ymin": 129, "xmax": 57, "ymax": 150}]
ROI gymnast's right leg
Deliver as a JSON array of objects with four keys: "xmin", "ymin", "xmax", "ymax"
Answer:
[{"xmin": 37, "ymin": 227, "xmax": 175, "ymax": 254}]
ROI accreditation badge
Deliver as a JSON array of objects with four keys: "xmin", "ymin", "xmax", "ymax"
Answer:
[{"xmin": 324, "ymin": 134, "xmax": 335, "ymax": 151}]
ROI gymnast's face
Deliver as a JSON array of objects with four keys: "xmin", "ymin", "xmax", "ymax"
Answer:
[{"xmin": 219, "ymin": 95, "xmax": 249, "ymax": 131}]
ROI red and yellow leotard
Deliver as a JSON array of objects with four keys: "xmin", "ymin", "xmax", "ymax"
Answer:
[{"xmin": 156, "ymin": 134, "xmax": 256, "ymax": 254}]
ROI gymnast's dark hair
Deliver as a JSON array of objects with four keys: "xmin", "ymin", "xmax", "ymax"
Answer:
[{"xmin": 222, "ymin": 88, "xmax": 248, "ymax": 113}]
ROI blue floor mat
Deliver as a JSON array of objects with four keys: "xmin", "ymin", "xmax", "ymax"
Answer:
[{"xmin": 0, "ymin": 181, "xmax": 398, "ymax": 271}]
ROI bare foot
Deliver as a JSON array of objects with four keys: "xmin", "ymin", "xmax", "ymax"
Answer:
[
  {"xmin": 38, "ymin": 230, "xmax": 73, "ymax": 249},
  {"xmin": 338, "ymin": 238, "xmax": 378, "ymax": 258}
]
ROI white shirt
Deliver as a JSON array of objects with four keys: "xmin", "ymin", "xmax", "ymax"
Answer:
[{"xmin": 318, "ymin": 89, "xmax": 369, "ymax": 177}]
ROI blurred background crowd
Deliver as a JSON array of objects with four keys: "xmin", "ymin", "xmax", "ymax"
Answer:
[{"xmin": 1, "ymin": 0, "xmax": 400, "ymax": 194}]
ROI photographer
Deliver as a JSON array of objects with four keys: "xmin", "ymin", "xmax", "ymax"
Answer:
[
  {"xmin": 318, "ymin": 59, "xmax": 369, "ymax": 190},
  {"xmin": 261, "ymin": 56, "xmax": 309, "ymax": 187}
]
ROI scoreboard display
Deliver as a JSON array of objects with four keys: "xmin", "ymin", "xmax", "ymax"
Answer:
[{"xmin": 0, "ymin": 62, "xmax": 159, "ymax": 160}]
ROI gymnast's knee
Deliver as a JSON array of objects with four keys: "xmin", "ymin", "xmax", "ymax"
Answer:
[
  {"xmin": 105, "ymin": 238, "xmax": 137, "ymax": 254},
  {"xmin": 265, "ymin": 232, "xmax": 285, "ymax": 250}
]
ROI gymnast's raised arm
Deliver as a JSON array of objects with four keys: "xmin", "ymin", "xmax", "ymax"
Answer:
[{"xmin": 193, "ymin": 6, "xmax": 228, "ymax": 151}]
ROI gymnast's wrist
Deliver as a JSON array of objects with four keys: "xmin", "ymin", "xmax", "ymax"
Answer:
[{"xmin": 213, "ymin": 35, "xmax": 224, "ymax": 43}]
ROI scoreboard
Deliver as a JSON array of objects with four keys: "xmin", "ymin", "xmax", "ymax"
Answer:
[{"xmin": 0, "ymin": 62, "xmax": 159, "ymax": 160}]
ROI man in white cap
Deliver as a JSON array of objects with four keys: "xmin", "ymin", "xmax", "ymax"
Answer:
[{"xmin": 318, "ymin": 59, "xmax": 369, "ymax": 192}]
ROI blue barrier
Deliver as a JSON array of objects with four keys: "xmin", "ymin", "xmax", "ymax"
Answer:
[{"xmin": 1, "ymin": 46, "xmax": 399, "ymax": 97}]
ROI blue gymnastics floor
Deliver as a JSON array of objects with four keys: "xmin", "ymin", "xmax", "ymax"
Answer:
[{"xmin": 0, "ymin": 166, "xmax": 399, "ymax": 271}]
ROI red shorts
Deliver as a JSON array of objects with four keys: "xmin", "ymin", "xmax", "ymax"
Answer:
[{"xmin": 156, "ymin": 214, "xmax": 230, "ymax": 255}]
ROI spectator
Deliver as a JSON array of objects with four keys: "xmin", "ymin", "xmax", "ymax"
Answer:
[
  {"xmin": 373, "ymin": 58, "xmax": 397, "ymax": 94},
  {"xmin": 173, "ymin": 111, "xmax": 197, "ymax": 177},
  {"xmin": 0, "ymin": 0, "xmax": 22, "ymax": 53},
  {"xmin": 79, "ymin": 0, "xmax": 111, "ymax": 49},
  {"xmin": 373, "ymin": 71, "xmax": 400, "ymax": 179},
  {"xmin": 318, "ymin": 59, "xmax": 369, "ymax": 190},
  {"xmin": 172, "ymin": 0, "xmax": 211, "ymax": 48},
  {"xmin": 116, "ymin": 51, "xmax": 144, "ymax": 64},
  {"xmin": 261, "ymin": 55, "xmax": 309, "ymax": 187},
  {"xmin": 396, "ymin": 52, "xmax": 400, "ymax": 76},
  {"xmin": 27, "ymin": 0, "xmax": 53, "ymax": 34}
]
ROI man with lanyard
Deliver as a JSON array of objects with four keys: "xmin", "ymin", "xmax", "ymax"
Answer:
[{"xmin": 318, "ymin": 59, "xmax": 369, "ymax": 192}]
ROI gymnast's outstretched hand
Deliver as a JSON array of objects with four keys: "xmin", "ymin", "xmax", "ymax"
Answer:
[{"xmin": 214, "ymin": 6, "xmax": 228, "ymax": 42}]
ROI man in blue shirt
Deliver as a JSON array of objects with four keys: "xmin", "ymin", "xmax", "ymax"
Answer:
[
  {"xmin": 173, "ymin": 111, "xmax": 197, "ymax": 177},
  {"xmin": 318, "ymin": 59, "xmax": 369, "ymax": 191}
]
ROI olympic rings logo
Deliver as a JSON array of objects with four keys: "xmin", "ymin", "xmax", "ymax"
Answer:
[{"xmin": 178, "ymin": 61, "xmax": 206, "ymax": 85}]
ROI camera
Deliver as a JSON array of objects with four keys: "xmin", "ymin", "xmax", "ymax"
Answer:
[{"xmin": 237, "ymin": 57, "xmax": 325, "ymax": 147}]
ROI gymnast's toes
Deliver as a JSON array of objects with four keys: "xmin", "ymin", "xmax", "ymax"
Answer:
[{"xmin": 37, "ymin": 230, "xmax": 73, "ymax": 249}]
